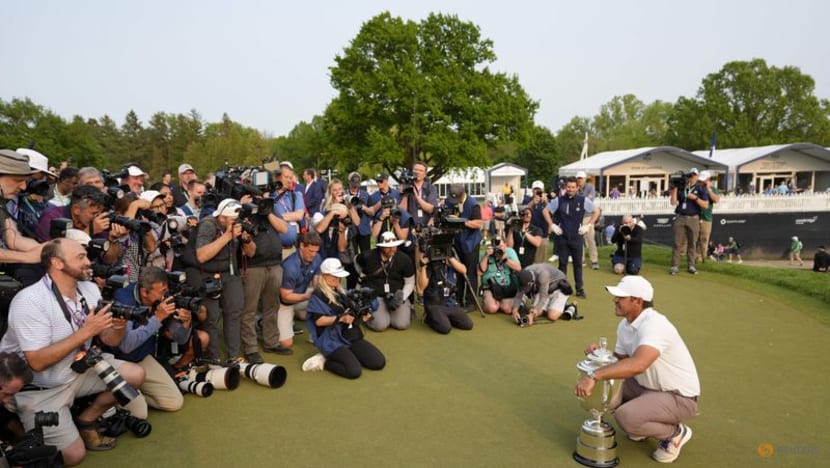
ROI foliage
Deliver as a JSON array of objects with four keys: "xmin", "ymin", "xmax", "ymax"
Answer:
[
  {"xmin": 666, "ymin": 58, "xmax": 830, "ymax": 149},
  {"xmin": 324, "ymin": 12, "xmax": 538, "ymax": 181},
  {"xmin": 513, "ymin": 126, "xmax": 558, "ymax": 186}
]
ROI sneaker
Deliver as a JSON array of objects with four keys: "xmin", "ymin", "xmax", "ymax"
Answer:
[
  {"xmin": 548, "ymin": 254, "xmax": 559, "ymax": 262},
  {"xmin": 575, "ymin": 289, "xmax": 587, "ymax": 299},
  {"xmin": 226, "ymin": 356, "xmax": 247, "ymax": 366},
  {"xmin": 687, "ymin": 267, "xmax": 698, "ymax": 275},
  {"xmin": 627, "ymin": 433, "xmax": 648, "ymax": 442},
  {"xmin": 302, "ymin": 353, "xmax": 326, "ymax": 372},
  {"xmin": 670, "ymin": 267, "xmax": 679, "ymax": 276},
  {"xmin": 293, "ymin": 324, "xmax": 304, "ymax": 335},
  {"xmin": 245, "ymin": 352, "xmax": 264, "ymax": 364},
  {"xmin": 652, "ymin": 424, "xmax": 692, "ymax": 463},
  {"xmin": 77, "ymin": 420, "xmax": 118, "ymax": 451},
  {"xmin": 264, "ymin": 345, "xmax": 294, "ymax": 356},
  {"xmin": 591, "ymin": 262, "xmax": 599, "ymax": 270},
  {"xmin": 737, "ymin": 259, "xmax": 743, "ymax": 264}
]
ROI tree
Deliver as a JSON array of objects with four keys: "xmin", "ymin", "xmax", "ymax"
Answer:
[
  {"xmin": 273, "ymin": 115, "xmax": 329, "ymax": 171},
  {"xmin": 324, "ymin": 12, "xmax": 537, "ymax": 181},
  {"xmin": 515, "ymin": 126, "xmax": 558, "ymax": 186},
  {"xmin": 666, "ymin": 58, "xmax": 830, "ymax": 149},
  {"xmin": 184, "ymin": 113, "xmax": 270, "ymax": 175},
  {"xmin": 120, "ymin": 110, "xmax": 146, "ymax": 169},
  {"xmin": 555, "ymin": 116, "xmax": 591, "ymax": 164}
]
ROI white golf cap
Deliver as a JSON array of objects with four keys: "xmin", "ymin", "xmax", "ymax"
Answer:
[
  {"xmin": 320, "ymin": 258, "xmax": 349, "ymax": 278},
  {"xmin": 605, "ymin": 275, "xmax": 654, "ymax": 302}
]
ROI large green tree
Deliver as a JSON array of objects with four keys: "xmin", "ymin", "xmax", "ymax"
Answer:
[
  {"xmin": 324, "ymin": 12, "xmax": 538, "ymax": 180},
  {"xmin": 666, "ymin": 58, "xmax": 830, "ymax": 149}
]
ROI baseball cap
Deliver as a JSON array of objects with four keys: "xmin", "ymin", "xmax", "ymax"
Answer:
[
  {"xmin": 447, "ymin": 183, "xmax": 465, "ymax": 204},
  {"xmin": 212, "ymin": 198, "xmax": 242, "ymax": 218},
  {"xmin": 531, "ymin": 180, "xmax": 544, "ymax": 190},
  {"xmin": 375, "ymin": 173, "xmax": 389, "ymax": 182},
  {"xmin": 377, "ymin": 231, "xmax": 404, "ymax": 248},
  {"xmin": 178, "ymin": 163, "xmax": 195, "ymax": 174},
  {"xmin": 64, "ymin": 228, "xmax": 92, "ymax": 246},
  {"xmin": 139, "ymin": 190, "xmax": 164, "ymax": 204},
  {"xmin": 688, "ymin": 168, "xmax": 699, "ymax": 175},
  {"xmin": 517, "ymin": 269, "xmax": 535, "ymax": 290},
  {"xmin": 320, "ymin": 258, "xmax": 350, "ymax": 278},
  {"xmin": 576, "ymin": 171, "xmax": 587, "ymax": 179},
  {"xmin": 279, "ymin": 161, "xmax": 294, "ymax": 170},
  {"xmin": 605, "ymin": 275, "xmax": 654, "ymax": 301},
  {"xmin": 348, "ymin": 172, "xmax": 362, "ymax": 187},
  {"xmin": 16, "ymin": 148, "xmax": 56, "ymax": 178},
  {"xmin": 126, "ymin": 165, "xmax": 147, "ymax": 177},
  {"xmin": 698, "ymin": 170, "xmax": 711, "ymax": 182}
]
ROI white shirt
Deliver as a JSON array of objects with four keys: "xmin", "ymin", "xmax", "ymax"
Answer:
[
  {"xmin": 0, "ymin": 277, "xmax": 102, "ymax": 388},
  {"xmin": 615, "ymin": 308, "xmax": 700, "ymax": 397}
]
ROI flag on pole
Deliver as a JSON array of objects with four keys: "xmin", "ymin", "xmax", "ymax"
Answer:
[
  {"xmin": 580, "ymin": 132, "xmax": 588, "ymax": 160},
  {"xmin": 708, "ymin": 131, "xmax": 717, "ymax": 158}
]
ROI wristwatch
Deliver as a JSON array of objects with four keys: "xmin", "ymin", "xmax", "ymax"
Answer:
[{"xmin": 586, "ymin": 370, "xmax": 597, "ymax": 380}]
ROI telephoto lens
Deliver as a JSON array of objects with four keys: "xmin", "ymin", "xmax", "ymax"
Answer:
[
  {"xmin": 238, "ymin": 362, "xmax": 287, "ymax": 389},
  {"xmin": 188, "ymin": 366, "xmax": 240, "ymax": 391},
  {"xmin": 177, "ymin": 378, "xmax": 214, "ymax": 398}
]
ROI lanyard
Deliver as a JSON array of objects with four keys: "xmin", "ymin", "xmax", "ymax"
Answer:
[{"xmin": 45, "ymin": 276, "xmax": 90, "ymax": 350}]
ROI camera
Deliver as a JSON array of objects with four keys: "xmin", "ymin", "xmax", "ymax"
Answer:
[
  {"xmin": 70, "ymin": 346, "xmax": 140, "ymax": 405},
  {"xmin": 23, "ymin": 179, "xmax": 51, "ymax": 197},
  {"xmin": 49, "ymin": 218, "xmax": 72, "ymax": 240},
  {"xmin": 239, "ymin": 362, "xmax": 287, "ymax": 389},
  {"xmin": 167, "ymin": 291, "xmax": 201, "ymax": 312},
  {"xmin": 174, "ymin": 371, "xmax": 214, "ymax": 398},
  {"xmin": 203, "ymin": 276, "xmax": 223, "ymax": 300},
  {"xmin": 86, "ymin": 238, "xmax": 111, "ymax": 261},
  {"xmin": 0, "ymin": 411, "xmax": 60, "ymax": 467},
  {"xmin": 97, "ymin": 300, "xmax": 151, "ymax": 325},
  {"xmin": 395, "ymin": 168, "xmax": 416, "ymax": 194},
  {"xmin": 138, "ymin": 208, "xmax": 167, "ymax": 225},
  {"xmin": 517, "ymin": 303, "xmax": 531, "ymax": 327},
  {"xmin": 420, "ymin": 231, "xmax": 455, "ymax": 262},
  {"xmin": 100, "ymin": 274, "xmax": 129, "ymax": 301},
  {"xmin": 91, "ymin": 263, "xmax": 125, "ymax": 279},
  {"xmin": 669, "ymin": 171, "xmax": 688, "ymax": 189},
  {"xmin": 347, "ymin": 194, "xmax": 364, "ymax": 210},
  {"xmin": 340, "ymin": 287, "xmax": 376, "ymax": 320},
  {"xmin": 110, "ymin": 213, "xmax": 151, "ymax": 234},
  {"xmin": 188, "ymin": 365, "xmax": 240, "ymax": 391},
  {"xmin": 100, "ymin": 408, "xmax": 152, "ymax": 438},
  {"xmin": 506, "ymin": 215, "xmax": 523, "ymax": 229}
]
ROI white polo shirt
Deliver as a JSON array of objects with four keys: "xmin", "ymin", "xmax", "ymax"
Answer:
[{"xmin": 615, "ymin": 307, "xmax": 700, "ymax": 398}]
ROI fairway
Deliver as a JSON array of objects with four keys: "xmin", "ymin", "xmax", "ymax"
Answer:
[{"xmin": 80, "ymin": 262, "xmax": 828, "ymax": 468}]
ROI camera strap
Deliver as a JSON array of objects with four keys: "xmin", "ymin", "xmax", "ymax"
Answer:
[{"xmin": 46, "ymin": 276, "xmax": 89, "ymax": 351}]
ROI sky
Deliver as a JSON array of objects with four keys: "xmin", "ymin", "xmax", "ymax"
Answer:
[{"xmin": 2, "ymin": 0, "xmax": 829, "ymax": 138}]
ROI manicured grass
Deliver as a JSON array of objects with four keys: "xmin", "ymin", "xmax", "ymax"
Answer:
[{"xmin": 80, "ymin": 249, "xmax": 828, "ymax": 468}]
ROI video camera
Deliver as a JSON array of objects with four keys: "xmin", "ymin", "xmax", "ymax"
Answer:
[
  {"xmin": 0, "ymin": 411, "xmax": 60, "ymax": 467},
  {"xmin": 517, "ymin": 303, "xmax": 532, "ymax": 327},
  {"xmin": 395, "ymin": 168, "xmax": 416, "ymax": 195},
  {"xmin": 669, "ymin": 170, "xmax": 689, "ymax": 189},
  {"xmin": 417, "ymin": 229, "xmax": 456, "ymax": 262}
]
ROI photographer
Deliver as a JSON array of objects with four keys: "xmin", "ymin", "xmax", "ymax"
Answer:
[
  {"xmin": 370, "ymin": 194, "xmax": 412, "ymax": 250},
  {"xmin": 0, "ymin": 352, "xmax": 32, "ymax": 441},
  {"xmin": 276, "ymin": 231, "xmax": 323, "ymax": 355},
  {"xmin": 355, "ymin": 231, "xmax": 415, "ymax": 331},
  {"xmin": 505, "ymin": 207, "xmax": 543, "ymax": 268},
  {"xmin": 611, "ymin": 215, "xmax": 644, "ymax": 275},
  {"xmin": 139, "ymin": 190, "xmax": 175, "ymax": 269},
  {"xmin": 48, "ymin": 167, "xmax": 79, "ymax": 208},
  {"xmin": 176, "ymin": 179, "xmax": 206, "ymax": 219},
  {"xmin": 0, "ymin": 151, "xmax": 44, "ymax": 259},
  {"xmin": 479, "ymin": 237, "xmax": 521, "ymax": 315},
  {"xmin": 171, "ymin": 164, "xmax": 198, "ymax": 208},
  {"xmin": 271, "ymin": 166, "xmax": 306, "ymax": 250},
  {"xmin": 443, "ymin": 183, "xmax": 482, "ymax": 308},
  {"xmin": 111, "ymin": 193, "xmax": 158, "ymax": 282},
  {"xmin": 314, "ymin": 179, "xmax": 360, "ymax": 260},
  {"xmin": 187, "ymin": 198, "xmax": 255, "ymax": 364},
  {"xmin": 366, "ymin": 173, "xmax": 401, "ymax": 218},
  {"xmin": 669, "ymin": 168, "xmax": 709, "ymax": 275},
  {"xmin": 416, "ymin": 248, "xmax": 473, "ymax": 334},
  {"xmin": 0, "ymin": 238, "xmax": 145, "ymax": 465},
  {"xmin": 106, "ymin": 266, "xmax": 188, "ymax": 414},
  {"xmin": 696, "ymin": 171, "xmax": 720, "ymax": 264},
  {"xmin": 513, "ymin": 263, "xmax": 575, "ymax": 326},
  {"xmin": 240, "ymin": 197, "xmax": 288, "ymax": 364},
  {"xmin": 344, "ymin": 172, "xmax": 373, "ymax": 254},
  {"xmin": 121, "ymin": 165, "xmax": 147, "ymax": 195},
  {"xmin": 305, "ymin": 258, "xmax": 385, "ymax": 379},
  {"xmin": 399, "ymin": 161, "xmax": 438, "ymax": 228},
  {"xmin": 521, "ymin": 181, "xmax": 552, "ymax": 264}
]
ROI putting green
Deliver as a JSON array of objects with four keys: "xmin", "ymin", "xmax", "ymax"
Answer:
[{"xmin": 81, "ymin": 262, "xmax": 828, "ymax": 467}]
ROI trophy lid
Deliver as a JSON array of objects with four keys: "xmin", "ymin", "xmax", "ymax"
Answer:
[{"xmin": 577, "ymin": 337, "xmax": 618, "ymax": 372}]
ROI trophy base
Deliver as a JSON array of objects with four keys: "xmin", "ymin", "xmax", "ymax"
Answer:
[{"xmin": 573, "ymin": 451, "xmax": 619, "ymax": 468}]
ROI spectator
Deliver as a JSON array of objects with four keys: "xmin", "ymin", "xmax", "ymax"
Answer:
[
  {"xmin": 813, "ymin": 245, "xmax": 830, "ymax": 272},
  {"xmin": 122, "ymin": 165, "xmax": 148, "ymax": 195},
  {"xmin": 725, "ymin": 236, "xmax": 743, "ymax": 264},
  {"xmin": 303, "ymin": 168, "xmax": 326, "ymax": 217},
  {"xmin": 49, "ymin": 167, "xmax": 80, "ymax": 207},
  {"xmin": 789, "ymin": 236, "xmax": 804, "ymax": 266}
]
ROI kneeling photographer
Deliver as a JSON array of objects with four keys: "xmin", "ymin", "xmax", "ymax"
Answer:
[
  {"xmin": 305, "ymin": 259, "xmax": 385, "ymax": 379},
  {"xmin": 416, "ymin": 237, "xmax": 473, "ymax": 334},
  {"xmin": 103, "ymin": 266, "xmax": 197, "ymax": 414},
  {"xmin": 611, "ymin": 215, "xmax": 644, "ymax": 275},
  {"xmin": 513, "ymin": 263, "xmax": 579, "ymax": 326},
  {"xmin": 355, "ymin": 231, "xmax": 415, "ymax": 331},
  {"xmin": 0, "ymin": 238, "xmax": 145, "ymax": 465},
  {"xmin": 479, "ymin": 237, "xmax": 522, "ymax": 315}
]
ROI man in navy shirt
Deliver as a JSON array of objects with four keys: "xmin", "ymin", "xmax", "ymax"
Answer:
[
  {"xmin": 669, "ymin": 169, "xmax": 709, "ymax": 275},
  {"xmin": 277, "ymin": 231, "xmax": 322, "ymax": 354}
]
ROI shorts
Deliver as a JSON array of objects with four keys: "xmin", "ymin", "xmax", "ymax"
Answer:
[
  {"xmin": 11, "ymin": 355, "xmax": 126, "ymax": 450},
  {"xmin": 535, "ymin": 290, "xmax": 568, "ymax": 313}
]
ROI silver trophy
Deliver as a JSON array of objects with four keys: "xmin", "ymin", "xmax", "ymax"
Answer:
[{"xmin": 574, "ymin": 337, "xmax": 624, "ymax": 468}]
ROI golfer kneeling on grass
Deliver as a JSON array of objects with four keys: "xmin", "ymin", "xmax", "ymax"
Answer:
[
  {"xmin": 573, "ymin": 275, "xmax": 700, "ymax": 463},
  {"xmin": 304, "ymin": 258, "xmax": 386, "ymax": 379}
]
